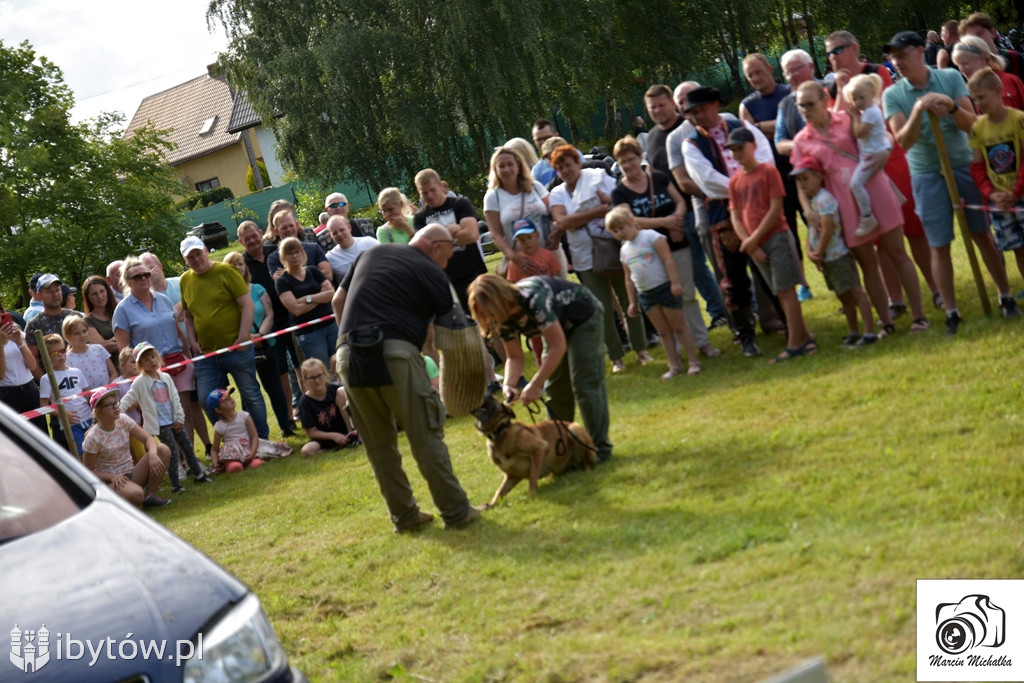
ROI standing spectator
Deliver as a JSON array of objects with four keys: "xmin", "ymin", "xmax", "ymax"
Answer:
[
  {"xmin": 0, "ymin": 310, "xmax": 45, "ymax": 433},
  {"xmin": 960, "ymin": 13, "xmax": 1024, "ymax": 78},
  {"xmin": 24, "ymin": 274, "xmax": 83, "ymax": 361},
  {"xmin": 106, "ymin": 261, "xmax": 126, "ymax": 302},
  {"xmin": 275, "ymin": 237, "xmax": 339, "ymax": 370},
  {"xmin": 325, "ymin": 216, "xmax": 377, "ymax": 282},
  {"xmin": 952, "ymin": 36, "xmax": 1024, "ymax": 111},
  {"xmin": 937, "ymin": 20, "xmax": 960, "ymax": 69},
  {"xmin": 925, "ymin": 31, "xmax": 944, "ymax": 67},
  {"xmin": 81, "ymin": 275, "xmax": 120, "ymax": 368},
  {"xmin": 179, "ymin": 236, "xmax": 270, "ymax": 435},
  {"xmin": 334, "ymin": 225, "xmax": 483, "ymax": 532},
  {"xmin": 376, "ymin": 187, "xmax": 417, "ymax": 244},
  {"xmin": 324, "ymin": 191, "xmax": 374, "ymax": 238},
  {"xmin": 775, "ymin": 49, "xmax": 817, "ymax": 157},
  {"xmin": 23, "ymin": 273, "xmax": 44, "ymax": 322},
  {"xmin": 883, "ymin": 31, "xmax": 1018, "ymax": 331},
  {"xmin": 531, "ymin": 118, "xmax": 560, "ymax": 185},
  {"xmin": 264, "ymin": 201, "xmax": 333, "ymax": 283},
  {"xmin": 38, "ymin": 334, "xmax": 91, "ymax": 453},
  {"xmin": 412, "ymin": 168, "xmax": 488, "ymax": 312}
]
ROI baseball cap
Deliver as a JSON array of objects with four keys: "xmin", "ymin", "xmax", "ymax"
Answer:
[
  {"xmin": 683, "ymin": 86, "xmax": 723, "ymax": 112},
  {"xmin": 179, "ymin": 235, "xmax": 206, "ymax": 258},
  {"xmin": 29, "ymin": 273, "xmax": 43, "ymax": 292},
  {"xmin": 89, "ymin": 387, "xmax": 120, "ymax": 412},
  {"xmin": 206, "ymin": 387, "xmax": 235, "ymax": 413},
  {"xmin": 725, "ymin": 127, "xmax": 756, "ymax": 149},
  {"xmin": 512, "ymin": 218, "xmax": 538, "ymax": 238},
  {"xmin": 790, "ymin": 157, "xmax": 824, "ymax": 176},
  {"xmin": 36, "ymin": 274, "xmax": 61, "ymax": 290},
  {"xmin": 540, "ymin": 136, "xmax": 569, "ymax": 159},
  {"xmin": 60, "ymin": 284, "xmax": 77, "ymax": 300},
  {"xmin": 133, "ymin": 341, "xmax": 157, "ymax": 361},
  {"xmin": 884, "ymin": 31, "xmax": 926, "ymax": 51}
]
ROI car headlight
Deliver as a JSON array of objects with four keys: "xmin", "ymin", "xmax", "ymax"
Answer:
[{"xmin": 183, "ymin": 593, "xmax": 288, "ymax": 683}]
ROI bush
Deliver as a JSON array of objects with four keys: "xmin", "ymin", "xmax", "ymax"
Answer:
[
  {"xmin": 175, "ymin": 186, "xmax": 235, "ymax": 211},
  {"xmin": 246, "ymin": 160, "xmax": 270, "ymax": 192}
]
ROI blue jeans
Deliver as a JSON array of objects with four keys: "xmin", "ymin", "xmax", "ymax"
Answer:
[
  {"xmin": 686, "ymin": 218, "xmax": 726, "ymax": 319},
  {"xmin": 297, "ymin": 321, "xmax": 339, "ymax": 371},
  {"xmin": 194, "ymin": 347, "xmax": 269, "ymax": 438}
]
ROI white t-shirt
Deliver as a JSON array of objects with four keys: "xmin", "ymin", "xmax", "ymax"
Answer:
[
  {"xmin": 0, "ymin": 340, "xmax": 33, "ymax": 387},
  {"xmin": 67, "ymin": 344, "xmax": 111, "ymax": 391},
  {"xmin": 482, "ymin": 181, "xmax": 550, "ymax": 239},
  {"xmin": 326, "ymin": 237, "xmax": 377, "ymax": 280},
  {"xmin": 39, "ymin": 368, "xmax": 91, "ymax": 424},
  {"xmin": 548, "ymin": 169, "xmax": 617, "ymax": 272},
  {"xmin": 620, "ymin": 229, "xmax": 670, "ymax": 292},
  {"xmin": 858, "ymin": 104, "xmax": 891, "ymax": 157}
]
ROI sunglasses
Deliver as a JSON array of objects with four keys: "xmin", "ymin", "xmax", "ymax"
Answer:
[
  {"xmin": 826, "ymin": 44, "xmax": 852, "ymax": 58},
  {"xmin": 327, "ymin": 202, "xmax": 347, "ymax": 209},
  {"xmin": 128, "ymin": 271, "xmax": 152, "ymax": 281}
]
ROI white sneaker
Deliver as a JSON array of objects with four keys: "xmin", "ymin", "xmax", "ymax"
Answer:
[
  {"xmin": 611, "ymin": 359, "xmax": 627, "ymax": 373},
  {"xmin": 854, "ymin": 215, "xmax": 878, "ymax": 238},
  {"xmin": 637, "ymin": 350, "xmax": 654, "ymax": 366}
]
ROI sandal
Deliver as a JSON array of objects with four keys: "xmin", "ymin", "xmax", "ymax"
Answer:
[
  {"xmin": 879, "ymin": 323, "xmax": 896, "ymax": 338},
  {"xmin": 769, "ymin": 347, "xmax": 805, "ymax": 364},
  {"xmin": 699, "ymin": 343, "xmax": 721, "ymax": 358},
  {"xmin": 661, "ymin": 367, "xmax": 682, "ymax": 381},
  {"xmin": 909, "ymin": 318, "xmax": 931, "ymax": 333},
  {"xmin": 687, "ymin": 362, "xmax": 702, "ymax": 376},
  {"xmin": 802, "ymin": 339, "xmax": 819, "ymax": 355}
]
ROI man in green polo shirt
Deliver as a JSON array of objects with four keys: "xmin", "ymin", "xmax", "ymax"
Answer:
[{"xmin": 883, "ymin": 30, "xmax": 1018, "ymax": 334}]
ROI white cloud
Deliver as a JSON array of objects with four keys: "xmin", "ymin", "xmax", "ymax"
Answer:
[{"xmin": 0, "ymin": 0, "xmax": 229, "ymax": 124}]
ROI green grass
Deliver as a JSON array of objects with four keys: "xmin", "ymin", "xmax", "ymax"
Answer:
[{"xmin": 156, "ymin": 249, "xmax": 1024, "ymax": 682}]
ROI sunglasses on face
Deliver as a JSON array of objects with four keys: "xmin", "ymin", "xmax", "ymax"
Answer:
[
  {"xmin": 327, "ymin": 202, "xmax": 347, "ymax": 209},
  {"xmin": 826, "ymin": 44, "xmax": 851, "ymax": 57},
  {"xmin": 128, "ymin": 271, "xmax": 152, "ymax": 281}
]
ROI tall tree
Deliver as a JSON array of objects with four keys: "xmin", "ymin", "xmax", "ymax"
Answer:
[{"xmin": 0, "ymin": 40, "xmax": 184, "ymax": 306}]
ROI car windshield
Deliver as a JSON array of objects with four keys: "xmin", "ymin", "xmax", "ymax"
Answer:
[{"xmin": 0, "ymin": 429, "xmax": 81, "ymax": 544}]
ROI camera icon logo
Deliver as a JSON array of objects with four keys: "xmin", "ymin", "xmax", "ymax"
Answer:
[{"xmin": 935, "ymin": 594, "xmax": 1005, "ymax": 655}]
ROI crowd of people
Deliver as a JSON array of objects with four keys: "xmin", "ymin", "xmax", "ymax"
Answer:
[{"xmin": 3, "ymin": 16, "xmax": 1023, "ymax": 530}]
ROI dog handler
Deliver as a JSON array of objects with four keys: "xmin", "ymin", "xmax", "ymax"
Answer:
[
  {"xmin": 332, "ymin": 224, "xmax": 483, "ymax": 532},
  {"xmin": 467, "ymin": 273, "xmax": 612, "ymax": 463}
]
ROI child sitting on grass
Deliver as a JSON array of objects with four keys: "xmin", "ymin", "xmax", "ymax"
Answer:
[
  {"xmin": 968, "ymin": 67, "xmax": 1024, "ymax": 305},
  {"xmin": 726, "ymin": 127, "xmax": 815, "ymax": 363},
  {"xmin": 790, "ymin": 158, "xmax": 878, "ymax": 348},
  {"xmin": 297, "ymin": 358, "xmax": 359, "ymax": 457},
  {"xmin": 119, "ymin": 342, "xmax": 209, "ymax": 493},
  {"xmin": 38, "ymin": 333, "xmax": 92, "ymax": 454},
  {"xmin": 207, "ymin": 388, "xmax": 292, "ymax": 473},
  {"xmin": 605, "ymin": 204, "xmax": 698, "ymax": 380}
]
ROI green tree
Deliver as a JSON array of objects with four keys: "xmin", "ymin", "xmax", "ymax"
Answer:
[{"xmin": 0, "ymin": 40, "xmax": 185, "ymax": 304}]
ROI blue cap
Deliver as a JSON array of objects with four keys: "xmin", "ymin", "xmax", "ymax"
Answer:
[
  {"xmin": 512, "ymin": 218, "xmax": 538, "ymax": 238},
  {"xmin": 206, "ymin": 387, "xmax": 234, "ymax": 413}
]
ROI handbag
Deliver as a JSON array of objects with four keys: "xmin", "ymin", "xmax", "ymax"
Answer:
[
  {"xmin": 589, "ymin": 227, "xmax": 622, "ymax": 276},
  {"xmin": 346, "ymin": 325, "xmax": 393, "ymax": 388},
  {"xmin": 161, "ymin": 351, "xmax": 188, "ymax": 377}
]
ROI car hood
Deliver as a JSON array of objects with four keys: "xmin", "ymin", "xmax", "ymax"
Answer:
[{"xmin": 2, "ymin": 487, "xmax": 248, "ymax": 681}]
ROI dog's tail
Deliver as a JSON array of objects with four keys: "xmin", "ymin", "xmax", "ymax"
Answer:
[{"xmin": 568, "ymin": 423, "xmax": 597, "ymax": 469}]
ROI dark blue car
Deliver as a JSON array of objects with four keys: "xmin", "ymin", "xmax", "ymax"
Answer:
[{"xmin": 0, "ymin": 402, "xmax": 306, "ymax": 682}]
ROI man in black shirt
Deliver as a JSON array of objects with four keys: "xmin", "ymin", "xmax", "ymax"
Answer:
[{"xmin": 333, "ymin": 225, "xmax": 483, "ymax": 532}]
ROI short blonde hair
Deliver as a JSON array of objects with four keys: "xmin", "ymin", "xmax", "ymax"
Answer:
[
  {"xmin": 118, "ymin": 346, "xmax": 136, "ymax": 370},
  {"xmin": 414, "ymin": 168, "xmax": 441, "ymax": 189},
  {"xmin": 613, "ymin": 135, "xmax": 643, "ymax": 160},
  {"xmin": 967, "ymin": 67, "xmax": 1003, "ymax": 95},
  {"xmin": 604, "ymin": 204, "xmax": 636, "ymax": 232},
  {"xmin": 44, "ymin": 333, "xmax": 65, "ymax": 350},
  {"xmin": 61, "ymin": 315, "xmax": 89, "ymax": 338},
  {"xmin": 377, "ymin": 187, "xmax": 411, "ymax": 214}
]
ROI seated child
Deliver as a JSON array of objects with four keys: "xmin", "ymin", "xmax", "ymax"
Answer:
[
  {"xmin": 119, "ymin": 342, "xmax": 209, "ymax": 493},
  {"xmin": 115, "ymin": 346, "xmax": 146, "ymax": 461},
  {"xmin": 297, "ymin": 358, "xmax": 359, "ymax": 457},
  {"xmin": 968, "ymin": 67, "xmax": 1024, "ymax": 315},
  {"xmin": 606, "ymin": 205, "xmax": 697, "ymax": 379},
  {"xmin": 791, "ymin": 159, "xmax": 878, "ymax": 347},
  {"xmin": 726, "ymin": 127, "xmax": 815, "ymax": 363},
  {"xmin": 38, "ymin": 333, "xmax": 92, "ymax": 454},
  {"xmin": 506, "ymin": 218, "xmax": 566, "ymax": 282},
  {"xmin": 63, "ymin": 316, "xmax": 116, "ymax": 391},
  {"xmin": 207, "ymin": 388, "xmax": 292, "ymax": 473}
]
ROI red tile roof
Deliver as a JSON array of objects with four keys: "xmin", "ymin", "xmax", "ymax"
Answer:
[{"xmin": 124, "ymin": 74, "xmax": 241, "ymax": 166}]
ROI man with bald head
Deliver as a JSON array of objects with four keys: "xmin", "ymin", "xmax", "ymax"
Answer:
[
  {"xmin": 324, "ymin": 191, "xmax": 374, "ymax": 239},
  {"xmin": 106, "ymin": 260, "xmax": 125, "ymax": 302},
  {"xmin": 332, "ymin": 224, "xmax": 483, "ymax": 532},
  {"xmin": 325, "ymin": 215, "xmax": 377, "ymax": 281}
]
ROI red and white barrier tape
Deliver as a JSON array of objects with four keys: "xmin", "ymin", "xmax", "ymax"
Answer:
[
  {"xmin": 959, "ymin": 200, "xmax": 1024, "ymax": 215},
  {"xmin": 19, "ymin": 314, "xmax": 335, "ymax": 420}
]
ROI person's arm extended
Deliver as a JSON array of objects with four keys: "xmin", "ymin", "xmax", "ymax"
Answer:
[
  {"xmin": 683, "ymin": 140, "xmax": 731, "ymax": 198},
  {"xmin": 550, "ymin": 199, "xmax": 610, "ymax": 232}
]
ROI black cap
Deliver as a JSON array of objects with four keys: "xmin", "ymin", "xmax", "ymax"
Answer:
[
  {"xmin": 725, "ymin": 127, "xmax": 756, "ymax": 148},
  {"xmin": 29, "ymin": 273, "xmax": 43, "ymax": 292},
  {"xmin": 683, "ymin": 86, "xmax": 723, "ymax": 112},
  {"xmin": 884, "ymin": 31, "xmax": 926, "ymax": 52}
]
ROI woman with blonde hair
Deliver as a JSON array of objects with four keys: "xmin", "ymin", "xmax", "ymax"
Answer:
[
  {"xmin": 468, "ymin": 272, "xmax": 612, "ymax": 463},
  {"xmin": 953, "ymin": 35, "xmax": 1024, "ymax": 110},
  {"xmin": 484, "ymin": 145, "xmax": 564, "ymax": 277},
  {"xmin": 275, "ymin": 237, "xmax": 338, "ymax": 369},
  {"xmin": 375, "ymin": 187, "xmax": 416, "ymax": 244},
  {"xmin": 503, "ymin": 137, "xmax": 539, "ymax": 170}
]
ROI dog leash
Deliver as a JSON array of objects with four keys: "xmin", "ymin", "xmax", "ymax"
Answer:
[{"xmin": 519, "ymin": 398, "xmax": 599, "ymax": 457}]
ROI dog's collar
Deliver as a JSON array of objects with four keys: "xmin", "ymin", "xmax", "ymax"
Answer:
[{"xmin": 484, "ymin": 421, "xmax": 512, "ymax": 441}]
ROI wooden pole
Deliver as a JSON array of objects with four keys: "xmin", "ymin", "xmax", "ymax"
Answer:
[
  {"xmin": 34, "ymin": 330, "xmax": 79, "ymax": 458},
  {"xmin": 927, "ymin": 111, "xmax": 993, "ymax": 316}
]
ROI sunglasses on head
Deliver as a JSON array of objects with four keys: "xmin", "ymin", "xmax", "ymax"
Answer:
[
  {"xmin": 327, "ymin": 201, "xmax": 347, "ymax": 209},
  {"xmin": 826, "ymin": 43, "xmax": 852, "ymax": 57}
]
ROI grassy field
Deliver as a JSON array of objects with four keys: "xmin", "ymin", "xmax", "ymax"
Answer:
[{"xmin": 158, "ymin": 249, "xmax": 1024, "ymax": 682}]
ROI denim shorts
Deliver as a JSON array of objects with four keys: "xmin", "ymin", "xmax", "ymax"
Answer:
[
  {"xmin": 912, "ymin": 165, "xmax": 991, "ymax": 248},
  {"xmin": 990, "ymin": 204, "xmax": 1024, "ymax": 252},
  {"xmin": 638, "ymin": 281, "xmax": 683, "ymax": 313}
]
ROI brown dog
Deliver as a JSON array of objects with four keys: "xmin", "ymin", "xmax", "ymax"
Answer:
[{"xmin": 472, "ymin": 395, "xmax": 596, "ymax": 506}]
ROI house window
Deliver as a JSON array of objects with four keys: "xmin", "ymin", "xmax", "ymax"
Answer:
[
  {"xmin": 196, "ymin": 178, "xmax": 220, "ymax": 192},
  {"xmin": 199, "ymin": 116, "xmax": 217, "ymax": 136}
]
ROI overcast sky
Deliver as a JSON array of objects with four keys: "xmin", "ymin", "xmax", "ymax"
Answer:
[{"xmin": 0, "ymin": 0, "xmax": 231, "ymax": 125}]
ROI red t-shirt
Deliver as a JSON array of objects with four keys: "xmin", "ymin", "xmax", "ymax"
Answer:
[
  {"xmin": 728, "ymin": 163, "xmax": 790, "ymax": 246},
  {"xmin": 506, "ymin": 248, "xmax": 562, "ymax": 282}
]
